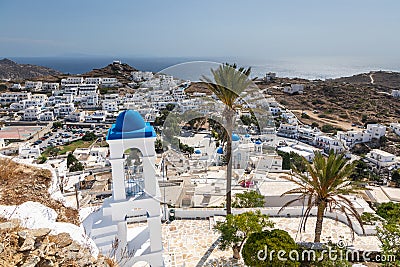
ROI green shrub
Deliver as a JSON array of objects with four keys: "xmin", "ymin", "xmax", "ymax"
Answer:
[
  {"xmin": 242, "ymin": 229, "xmax": 299, "ymax": 267},
  {"xmin": 233, "ymin": 191, "xmax": 264, "ymax": 208},
  {"xmin": 82, "ymin": 131, "xmax": 97, "ymax": 141}
]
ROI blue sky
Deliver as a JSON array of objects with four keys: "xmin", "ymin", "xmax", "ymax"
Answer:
[{"xmin": 1, "ymin": 0, "xmax": 399, "ymax": 61}]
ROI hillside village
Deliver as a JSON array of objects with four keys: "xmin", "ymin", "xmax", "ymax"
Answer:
[{"xmin": 0, "ymin": 61, "xmax": 399, "ymax": 266}]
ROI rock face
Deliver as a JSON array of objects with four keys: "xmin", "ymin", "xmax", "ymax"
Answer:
[
  {"xmin": 0, "ymin": 220, "xmax": 114, "ymax": 267},
  {"xmin": 0, "ymin": 58, "xmax": 62, "ymax": 80},
  {"xmin": 83, "ymin": 61, "xmax": 138, "ymax": 84}
]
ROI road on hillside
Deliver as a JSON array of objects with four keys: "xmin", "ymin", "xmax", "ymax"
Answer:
[{"xmin": 292, "ymin": 110, "xmax": 355, "ymax": 131}]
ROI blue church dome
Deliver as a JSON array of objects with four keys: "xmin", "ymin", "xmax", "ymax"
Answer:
[
  {"xmin": 115, "ymin": 110, "xmax": 146, "ymax": 132},
  {"xmin": 216, "ymin": 147, "xmax": 223, "ymax": 154},
  {"xmin": 195, "ymin": 149, "xmax": 201, "ymax": 154},
  {"xmin": 232, "ymin": 133, "xmax": 240, "ymax": 142},
  {"xmin": 107, "ymin": 110, "xmax": 156, "ymax": 140},
  {"xmin": 255, "ymin": 140, "xmax": 262, "ymax": 145}
]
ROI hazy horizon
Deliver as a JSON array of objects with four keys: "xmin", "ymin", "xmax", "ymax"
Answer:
[{"xmin": 6, "ymin": 55, "xmax": 400, "ymax": 80}]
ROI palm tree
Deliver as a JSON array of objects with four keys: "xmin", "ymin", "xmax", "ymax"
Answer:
[
  {"xmin": 279, "ymin": 151, "xmax": 364, "ymax": 242},
  {"xmin": 202, "ymin": 63, "xmax": 252, "ymax": 214}
]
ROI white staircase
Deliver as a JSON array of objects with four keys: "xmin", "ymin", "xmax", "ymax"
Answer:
[{"xmin": 89, "ymin": 215, "xmax": 119, "ymax": 254}]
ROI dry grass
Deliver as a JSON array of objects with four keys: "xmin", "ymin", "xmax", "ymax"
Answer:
[
  {"xmin": 0, "ymin": 158, "xmax": 80, "ymax": 225},
  {"xmin": 105, "ymin": 258, "xmax": 119, "ymax": 267}
]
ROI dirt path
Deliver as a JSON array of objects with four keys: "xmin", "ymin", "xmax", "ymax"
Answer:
[{"xmin": 292, "ymin": 110, "xmax": 355, "ymax": 131}]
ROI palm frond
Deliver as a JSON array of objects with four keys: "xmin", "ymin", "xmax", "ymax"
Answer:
[{"xmin": 280, "ymin": 151, "xmax": 363, "ymax": 242}]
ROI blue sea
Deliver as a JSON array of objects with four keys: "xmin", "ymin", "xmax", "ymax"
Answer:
[{"xmin": 9, "ymin": 56, "xmax": 400, "ymax": 81}]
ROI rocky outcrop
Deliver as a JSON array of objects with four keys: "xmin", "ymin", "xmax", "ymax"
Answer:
[
  {"xmin": 83, "ymin": 61, "xmax": 138, "ymax": 84},
  {"xmin": 0, "ymin": 220, "xmax": 115, "ymax": 267}
]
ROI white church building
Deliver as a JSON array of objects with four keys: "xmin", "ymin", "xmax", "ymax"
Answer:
[{"xmin": 83, "ymin": 110, "xmax": 164, "ymax": 266}]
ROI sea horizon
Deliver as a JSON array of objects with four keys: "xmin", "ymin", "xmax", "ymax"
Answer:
[{"xmin": 6, "ymin": 56, "xmax": 400, "ymax": 81}]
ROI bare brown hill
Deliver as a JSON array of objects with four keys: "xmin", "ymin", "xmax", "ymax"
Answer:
[
  {"xmin": 256, "ymin": 71, "xmax": 400, "ymax": 125},
  {"xmin": 333, "ymin": 71, "xmax": 400, "ymax": 89},
  {"xmin": 0, "ymin": 58, "xmax": 62, "ymax": 81},
  {"xmin": 83, "ymin": 61, "xmax": 138, "ymax": 84},
  {"xmin": 185, "ymin": 82, "xmax": 212, "ymax": 95}
]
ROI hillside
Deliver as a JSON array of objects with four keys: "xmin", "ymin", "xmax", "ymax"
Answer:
[
  {"xmin": 83, "ymin": 61, "xmax": 138, "ymax": 84},
  {"xmin": 0, "ymin": 158, "xmax": 79, "ymax": 225},
  {"xmin": 333, "ymin": 71, "xmax": 400, "ymax": 89},
  {"xmin": 0, "ymin": 58, "xmax": 62, "ymax": 81},
  {"xmin": 257, "ymin": 71, "xmax": 400, "ymax": 126},
  {"xmin": 184, "ymin": 81, "xmax": 213, "ymax": 95},
  {"xmin": 0, "ymin": 60, "xmax": 140, "ymax": 86}
]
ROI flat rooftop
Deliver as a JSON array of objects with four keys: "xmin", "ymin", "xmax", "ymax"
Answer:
[
  {"xmin": 370, "ymin": 149, "xmax": 395, "ymax": 157},
  {"xmin": 380, "ymin": 186, "xmax": 400, "ymax": 202},
  {"xmin": 257, "ymin": 179, "xmax": 299, "ymax": 196}
]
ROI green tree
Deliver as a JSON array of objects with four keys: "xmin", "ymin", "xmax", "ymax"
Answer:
[
  {"xmin": 361, "ymin": 114, "xmax": 368, "ymax": 123},
  {"xmin": 376, "ymin": 202, "xmax": 400, "ymax": 224},
  {"xmin": 214, "ymin": 210, "xmax": 274, "ymax": 259},
  {"xmin": 67, "ymin": 153, "xmax": 78, "ymax": 167},
  {"xmin": 350, "ymin": 159, "xmax": 372, "ymax": 181},
  {"xmin": 311, "ymin": 122, "xmax": 319, "ymax": 128},
  {"xmin": 155, "ymin": 139, "xmax": 163, "ymax": 154},
  {"xmin": 277, "ymin": 151, "xmax": 307, "ymax": 172},
  {"xmin": 202, "ymin": 63, "xmax": 252, "ymax": 214},
  {"xmin": 179, "ymin": 141, "xmax": 194, "ymax": 154},
  {"xmin": 154, "ymin": 109, "xmax": 171, "ymax": 126},
  {"xmin": 391, "ymin": 169, "xmax": 400, "ymax": 188},
  {"xmin": 53, "ymin": 121, "xmax": 63, "ymax": 129},
  {"xmin": 289, "ymin": 152, "xmax": 307, "ymax": 173},
  {"xmin": 242, "ymin": 229, "xmax": 299, "ymax": 267},
  {"xmin": 232, "ymin": 191, "xmax": 265, "ymax": 208},
  {"xmin": 377, "ymin": 222, "xmax": 400, "ymax": 266},
  {"xmin": 361, "ymin": 212, "xmax": 381, "ymax": 225},
  {"xmin": 67, "ymin": 153, "xmax": 84, "ymax": 172},
  {"xmin": 321, "ymin": 124, "xmax": 337, "ymax": 133},
  {"xmin": 280, "ymin": 151, "xmax": 363, "ymax": 242},
  {"xmin": 166, "ymin": 103, "xmax": 175, "ymax": 112},
  {"xmin": 37, "ymin": 155, "xmax": 47, "ymax": 164},
  {"xmin": 240, "ymin": 115, "xmax": 252, "ymax": 126},
  {"xmin": 208, "ymin": 118, "xmax": 227, "ymax": 145},
  {"xmin": 375, "ymin": 202, "xmax": 400, "ymax": 265},
  {"xmin": 47, "ymin": 147, "xmax": 60, "ymax": 157},
  {"xmin": 69, "ymin": 161, "xmax": 84, "ymax": 172},
  {"xmin": 82, "ymin": 131, "xmax": 97, "ymax": 141},
  {"xmin": 278, "ymin": 151, "xmax": 291, "ymax": 170}
]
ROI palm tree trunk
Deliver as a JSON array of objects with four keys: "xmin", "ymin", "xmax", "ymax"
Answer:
[
  {"xmin": 226, "ymin": 110, "xmax": 233, "ymax": 215},
  {"xmin": 314, "ymin": 201, "xmax": 326, "ymax": 242}
]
